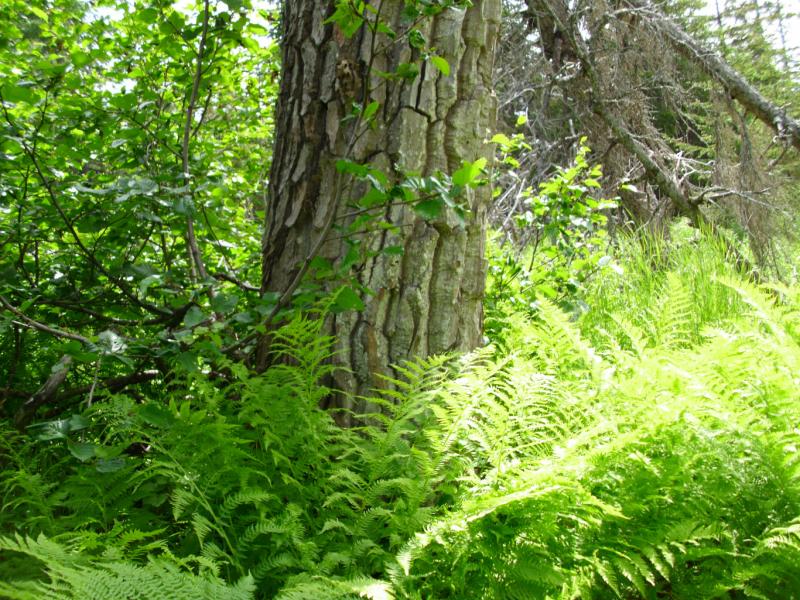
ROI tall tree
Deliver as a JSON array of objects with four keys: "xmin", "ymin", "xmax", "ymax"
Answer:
[{"xmin": 260, "ymin": 0, "xmax": 501, "ymax": 398}]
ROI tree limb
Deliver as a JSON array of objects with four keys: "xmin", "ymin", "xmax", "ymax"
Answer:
[
  {"xmin": 182, "ymin": 0, "xmax": 212, "ymax": 283},
  {"xmin": 0, "ymin": 295, "xmax": 91, "ymax": 344},
  {"xmin": 531, "ymin": 0, "xmax": 699, "ymax": 220},
  {"xmin": 51, "ymin": 369, "xmax": 161, "ymax": 404},
  {"xmin": 626, "ymin": 0, "xmax": 800, "ymax": 152},
  {"xmin": 14, "ymin": 355, "xmax": 73, "ymax": 429}
]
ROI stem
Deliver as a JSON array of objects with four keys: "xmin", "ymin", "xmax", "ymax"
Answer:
[
  {"xmin": 182, "ymin": 0, "xmax": 211, "ymax": 283},
  {"xmin": 0, "ymin": 295, "xmax": 91, "ymax": 344}
]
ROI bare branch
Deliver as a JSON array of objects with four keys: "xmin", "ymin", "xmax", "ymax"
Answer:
[
  {"xmin": 0, "ymin": 295, "xmax": 91, "ymax": 344},
  {"xmin": 14, "ymin": 355, "xmax": 73, "ymax": 429},
  {"xmin": 627, "ymin": 0, "xmax": 800, "ymax": 152}
]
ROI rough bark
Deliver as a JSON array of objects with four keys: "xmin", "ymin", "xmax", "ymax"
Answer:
[
  {"xmin": 14, "ymin": 355, "xmax": 72, "ymax": 429},
  {"xmin": 261, "ymin": 0, "xmax": 500, "ymax": 399}
]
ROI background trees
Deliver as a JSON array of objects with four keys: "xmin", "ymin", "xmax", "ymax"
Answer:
[{"xmin": 493, "ymin": 0, "xmax": 800, "ymax": 275}]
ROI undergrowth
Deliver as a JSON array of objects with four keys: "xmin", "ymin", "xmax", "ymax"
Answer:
[{"xmin": 2, "ymin": 229, "xmax": 800, "ymax": 598}]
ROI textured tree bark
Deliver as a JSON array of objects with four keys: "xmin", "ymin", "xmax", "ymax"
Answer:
[{"xmin": 261, "ymin": 0, "xmax": 500, "ymax": 400}]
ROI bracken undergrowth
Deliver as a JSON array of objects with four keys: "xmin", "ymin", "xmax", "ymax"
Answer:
[{"xmin": 2, "ymin": 230, "xmax": 800, "ymax": 599}]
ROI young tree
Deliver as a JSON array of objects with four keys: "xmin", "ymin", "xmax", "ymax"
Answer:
[{"xmin": 260, "ymin": 0, "xmax": 501, "ymax": 398}]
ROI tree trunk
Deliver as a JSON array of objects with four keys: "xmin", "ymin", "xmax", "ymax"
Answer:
[{"xmin": 261, "ymin": 0, "xmax": 500, "ymax": 400}]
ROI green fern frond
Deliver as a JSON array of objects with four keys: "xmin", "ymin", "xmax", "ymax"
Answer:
[
  {"xmin": 275, "ymin": 575, "xmax": 393, "ymax": 600},
  {"xmin": 0, "ymin": 535, "xmax": 254, "ymax": 600}
]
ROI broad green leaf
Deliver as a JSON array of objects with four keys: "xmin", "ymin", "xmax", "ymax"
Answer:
[
  {"xmin": 362, "ymin": 100, "xmax": 380, "ymax": 121},
  {"xmin": 211, "ymin": 293, "xmax": 239, "ymax": 314},
  {"xmin": 414, "ymin": 199, "xmax": 443, "ymax": 220},
  {"xmin": 96, "ymin": 458, "xmax": 127, "ymax": 473},
  {"xmin": 430, "ymin": 55, "xmax": 450, "ymax": 76},
  {"xmin": 1, "ymin": 83, "xmax": 34, "ymax": 104},
  {"xmin": 137, "ymin": 8, "xmax": 159, "ymax": 23},
  {"xmin": 67, "ymin": 441, "xmax": 96, "ymax": 462},
  {"xmin": 324, "ymin": 3, "xmax": 364, "ymax": 38},
  {"xmin": 333, "ymin": 286, "xmax": 365, "ymax": 312},
  {"xmin": 395, "ymin": 62, "xmax": 420, "ymax": 80},
  {"xmin": 138, "ymin": 403, "xmax": 177, "ymax": 428},
  {"xmin": 29, "ymin": 6, "xmax": 49, "ymax": 22},
  {"xmin": 452, "ymin": 157, "xmax": 487, "ymax": 187},
  {"xmin": 408, "ymin": 29, "xmax": 426, "ymax": 49},
  {"xmin": 183, "ymin": 306, "xmax": 206, "ymax": 328}
]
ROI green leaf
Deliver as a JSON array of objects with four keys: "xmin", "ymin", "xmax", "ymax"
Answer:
[
  {"xmin": 414, "ymin": 199, "xmax": 443, "ymax": 220},
  {"xmin": 336, "ymin": 159, "xmax": 370, "ymax": 177},
  {"xmin": 309, "ymin": 256, "xmax": 334, "ymax": 275},
  {"xmin": 333, "ymin": 286, "xmax": 365, "ymax": 312},
  {"xmin": 396, "ymin": 62, "xmax": 420, "ymax": 80},
  {"xmin": 1, "ymin": 83, "xmax": 34, "ymax": 104},
  {"xmin": 137, "ymin": 8, "xmax": 159, "ymax": 23},
  {"xmin": 68, "ymin": 414, "xmax": 90, "ymax": 431},
  {"xmin": 491, "ymin": 133, "xmax": 513, "ymax": 146},
  {"xmin": 67, "ymin": 441, "xmax": 96, "ymax": 462},
  {"xmin": 211, "ymin": 293, "xmax": 239, "ymax": 314},
  {"xmin": 430, "ymin": 55, "xmax": 450, "ymax": 76},
  {"xmin": 324, "ymin": 3, "xmax": 364, "ymax": 38},
  {"xmin": 359, "ymin": 187, "xmax": 387, "ymax": 208},
  {"xmin": 408, "ymin": 29, "xmax": 426, "ymax": 49},
  {"xmin": 452, "ymin": 157, "xmax": 487, "ymax": 187},
  {"xmin": 27, "ymin": 415, "xmax": 89, "ymax": 441},
  {"xmin": 96, "ymin": 458, "xmax": 127, "ymax": 473},
  {"xmin": 29, "ymin": 6, "xmax": 49, "ymax": 22},
  {"xmin": 138, "ymin": 403, "xmax": 176, "ymax": 428},
  {"xmin": 183, "ymin": 306, "xmax": 206, "ymax": 328},
  {"xmin": 362, "ymin": 100, "xmax": 380, "ymax": 121},
  {"xmin": 139, "ymin": 274, "xmax": 163, "ymax": 296},
  {"xmin": 176, "ymin": 351, "xmax": 199, "ymax": 373}
]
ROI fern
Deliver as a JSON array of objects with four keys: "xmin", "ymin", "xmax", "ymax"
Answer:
[
  {"xmin": 0, "ymin": 534, "xmax": 255, "ymax": 600},
  {"xmin": 275, "ymin": 575, "xmax": 393, "ymax": 600},
  {"xmin": 4, "ymin": 235, "xmax": 800, "ymax": 599}
]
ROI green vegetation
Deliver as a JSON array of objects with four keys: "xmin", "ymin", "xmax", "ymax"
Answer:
[
  {"xmin": 2, "ymin": 1, "xmax": 800, "ymax": 598},
  {"xmin": 3, "ymin": 226, "xmax": 800, "ymax": 598}
]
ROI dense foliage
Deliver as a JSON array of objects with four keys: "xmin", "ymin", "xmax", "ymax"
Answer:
[
  {"xmin": 2, "ymin": 1, "xmax": 800, "ymax": 598},
  {"xmin": 3, "ymin": 226, "xmax": 800, "ymax": 598},
  {"xmin": 0, "ymin": 0, "xmax": 276, "ymax": 429}
]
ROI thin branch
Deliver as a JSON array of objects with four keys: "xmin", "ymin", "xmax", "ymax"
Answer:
[
  {"xmin": 55, "ymin": 369, "xmax": 161, "ymax": 403},
  {"xmin": 627, "ymin": 0, "xmax": 800, "ymax": 152},
  {"xmin": 182, "ymin": 0, "xmax": 212, "ymax": 283},
  {"xmin": 0, "ymin": 295, "xmax": 91, "ymax": 344},
  {"xmin": 12, "ymin": 367, "xmax": 162, "ymax": 425},
  {"xmin": 14, "ymin": 355, "xmax": 73, "ymax": 429},
  {"xmin": 212, "ymin": 271, "xmax": 260, "ymax": 292}
]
